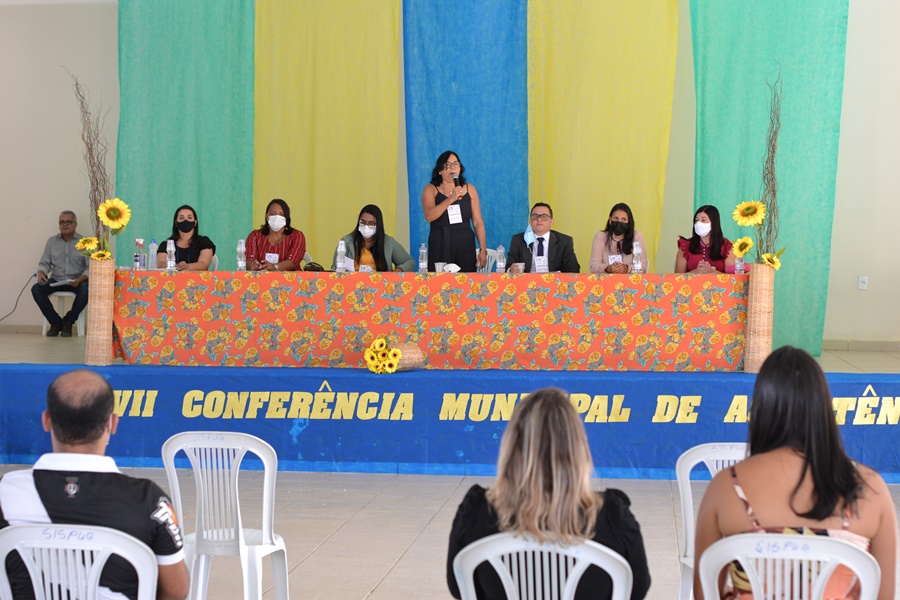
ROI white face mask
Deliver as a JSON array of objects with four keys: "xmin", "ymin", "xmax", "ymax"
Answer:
[
  {"xmin": 358, "ymin": 225, "xmax": 376, "ymax": 239},
  {"xmin": 694, "ymin": 221, "xmax": 712, "ymax": 237},
  {"xmin": 267, "ymin": 215, "xmax": 287, "ymax": 232}
]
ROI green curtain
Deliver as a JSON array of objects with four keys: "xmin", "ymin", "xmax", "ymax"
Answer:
[
  {"xmin": 691, "ymin": 0, "xmax": 849, "ymax": 354},
  {"xmin": 116, "ymin": 0, "xmax": 255, "ymax": 269}
]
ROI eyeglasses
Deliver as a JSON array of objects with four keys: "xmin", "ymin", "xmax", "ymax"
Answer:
[
  {"xmin": 359, "ymin": 220, "xmax": 377, "ymax": 227},
  {"xmin": 444, "ymin": 161, "xmax": 460, "ymax": 169},
  {"xmin": 58, "ymin": 220, "xmax": 75, "ymax": 225},
  {"xmin": 530, "ymin": 214, "xmax": 552, "ymax": 222}
]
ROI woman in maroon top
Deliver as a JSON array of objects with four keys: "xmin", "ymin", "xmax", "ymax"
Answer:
[
  {"xmin": 246, "ymin": 198, "xmax": 307, "ymax": 272},
  {"xmin": 675, "ymin": 205, "xmax": 735, "ymax": 274}
]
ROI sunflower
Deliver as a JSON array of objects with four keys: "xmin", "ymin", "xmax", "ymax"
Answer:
[
  {"xmin": 372, "ymin": 337, "xmax": 387, "ymax": 352},
  {"xmin": 761, "ymin": 253, "xmax": 781, "ymax": 270},
  {"xmin": 97, "ymin": 197, "xmax": 132, "ymax": 230},
  {"xmin": 389, "ymin": 348, "xmax": 402, "ymax": 361},
  {"xmin": 732, "ymin": 237, "xmax": 754, "ymax": 258},
  {"xmin": 364, "ymin": 349, "xmax": 378, "ymax": 365},
  {"xmin": 75, "ymin": 236, "xmax": 99, "ymax": 251},
  {"xmin": 732, "ymin": 201, "xmax": 766, "ymax": 227},
  {"xmin": 383, "ymin": 360, "xmax": 397, "ymax": 374},
  {"xmin": 90, "ymin": 250, "xmax": 112, "ymax": 261}
]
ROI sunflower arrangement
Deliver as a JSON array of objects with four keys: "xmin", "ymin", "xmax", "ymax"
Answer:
[
  {"xmin": 76, "ymin": 197, "xmax": 132, "ymax": 261},
  {"xmin": 364, "ymin": 337, "xmax": 402, "ymax": 374}
]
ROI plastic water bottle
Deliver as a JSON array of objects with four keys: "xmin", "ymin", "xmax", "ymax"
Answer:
[
  {"xmin": 632, "ymin": 242, "xmax": 644, "ymax": 275},
  {"xmin": 236, "ymin": 239, "xmax": 246, "ymax": 271},
  {"xmin": 735, "ymin": 256, "xmax": 745, "ymax": 275},
  {"xmin": 148, "ymin": 239, "xmax": 158, "ymax": 270},
  {"xmin": 495, "ymin": 244, "xmax": 506, "ymax": 273},
  {"xmin": 166, "ymin": 239, "xmax": 176, "ymax": 271},
  {"xmin": 336, "ymin": 240, "xmax": 347, "ymax": 273},
  {"xmin": 133, "ymin": 238, "xmax": 143, "ymax": 270},
  {"xmin": 418, "ymin": 243, "xmax": 428, "ymax": 274}
]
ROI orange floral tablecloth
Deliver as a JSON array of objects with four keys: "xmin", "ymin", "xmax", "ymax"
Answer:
[{"xmin": 112, "ymin": 271, "xmax": 748, "ymax": 370}]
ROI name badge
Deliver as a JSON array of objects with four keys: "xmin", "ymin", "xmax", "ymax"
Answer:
[
  {"xmin": 447, "ymin": 204, "xmax": 463, "ymax": 225},
  {"xmin": 265, "ymin": 252, "xmax": 279, "ymax": 265},
  {"xmin": 358, "ymin": 264, "xmax": 374, "ymax": 273},
  {"xmin": 609, "ymin": 254, "xmax": 623, "ymax": 264},
  {"xmin": 533, "ymin": 255, "xmax": 549, "ymax": 273}
]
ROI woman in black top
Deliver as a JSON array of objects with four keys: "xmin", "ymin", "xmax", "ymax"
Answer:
[{"xmin": 156, "ymin": 204, "xmax": 216, "ymax": 271}]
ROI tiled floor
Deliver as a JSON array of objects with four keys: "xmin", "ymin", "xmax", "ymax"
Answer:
[{"xmin": 1, "ymin": 332, "xmax": 899, "ymax": 598}]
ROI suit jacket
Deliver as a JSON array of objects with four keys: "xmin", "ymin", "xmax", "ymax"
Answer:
[{"xmin": 507, "ymin": 230, "xmax": 580, "ymax": 273}]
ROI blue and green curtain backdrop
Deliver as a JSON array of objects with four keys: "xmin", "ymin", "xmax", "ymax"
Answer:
[{"xmin": 116, "ymin": 0, "xmax": 847, "ymax": 354}]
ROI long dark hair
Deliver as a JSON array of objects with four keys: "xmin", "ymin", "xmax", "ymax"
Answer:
[
  {"xmin": 351, "ymin": 204, "xmax": 388, "ymax": 272},
  {"xmin": 429, "ymin": 150, "xmax": 467, "ymax": 187},
  {"xmin": 680, "ymin": 205, "xmax": 726, "ymax": 261},
  {"xmin": 601, "ymin": 202, "xmax": 636, "ymax": 255},
  {"xmin": 749, "ymin": 346, "xmax": 863, "ymax": 520},
  {"xmin": 170, "ymin": 205, "xmax": 201, "ymax": 248},
  {"xmin": 260, "ymin": 198, "xmax": 295, "ymax": 235}
]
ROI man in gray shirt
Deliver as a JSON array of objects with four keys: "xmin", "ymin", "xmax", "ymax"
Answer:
[{"xmin": 32, "ymin": 211, "xmax": 90, "ymax": 337}]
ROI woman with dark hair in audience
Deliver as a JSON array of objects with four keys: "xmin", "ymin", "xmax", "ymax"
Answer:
[
  {"xmin": 421, "ymin": 150, "xmax": 487, "ymax": 272},
  {"xmin": 675, "ymin": 205, "xmax": 735, "ymax": 273},
  {"xmin": 331, "ymin": 204, "xmax": 415, "ymax": 272},
  {"xmin": 589, "ymin": 202, "xmax": 649, "ymax": 274},
  {"xmin": 246, "ymin": 198, "xmax": 306, "ymax": 272},
  {"xmin": 155, "ymin": 205, "xmax": 216, "ymax": 271},
  {"xmin": 447, "ymin": 388, "xmax": 651, "ymax": 600},
  {"xmin": 693, "ymin": 346, "xmax": 897, "ymax": 600}
]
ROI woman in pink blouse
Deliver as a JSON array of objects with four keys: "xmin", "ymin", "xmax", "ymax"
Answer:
[
  {"xmin": 246, "ymin": 198, "xmax": 307, "ymax": 272},
  {"xmin": 675, "ymin": 205, "xmax": 735, "ymax": 274}
]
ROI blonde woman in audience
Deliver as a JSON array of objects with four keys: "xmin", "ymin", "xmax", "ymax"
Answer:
[
  {"xmin": 693, "ymin": 346, "xmax": 897, "ymax": 600},
  {"xmin": 447, "ymin": 387, "xmax": 651, "ymax": 599}
]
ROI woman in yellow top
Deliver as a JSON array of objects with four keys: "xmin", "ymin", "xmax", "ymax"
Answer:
[{"xmin": 331, "ymin": 204, "xmax": 415, "ymax": 272}]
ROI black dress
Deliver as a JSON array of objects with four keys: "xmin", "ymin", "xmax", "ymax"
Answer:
[
  {"xmin": 428, "ymin": 187, "xmax": 477, "ymax": 272},
  {"xmin": 161, "ymin": 234, "xmax": 216, "ymax": 265},
  {"xmin": 446, "ymin": 485, "xmax": 651, "ymax": 600}
]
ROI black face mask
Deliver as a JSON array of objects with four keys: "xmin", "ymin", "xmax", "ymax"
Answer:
[
  {"xmin": 176, "ymin": 220, "xmax": 196, "ymax": 233},
  {"xmin": 609, "ymin": 220, "xmax": 628, "ymax": 236}
]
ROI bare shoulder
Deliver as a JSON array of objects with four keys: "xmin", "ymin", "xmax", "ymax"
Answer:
[
  {"xmin": 466, "ymin": 183, "xmax": 479, "ymax": 197},
  {"xmin": 857, "ymin": 463, "xmax": 891, "ymax": 499}
]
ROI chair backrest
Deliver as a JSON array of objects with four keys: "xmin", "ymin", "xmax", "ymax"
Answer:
[
  {"xmin": 698, "ymin": 533, "xmax": 881, "ymax": 600},
  {"xmin": 303, "ymin": 252, "xmax": 312, "ymax": 266},
  {"xmin": 209, "ymin": 254, "xmax": 219, "ymax": 271},
  {"xmin": 453, "ymin": 532, "xmax": 633, "ymax": 600},
  {"xmin": 676, "ymin": 443, "xmax": 747, "ymax": 562},
  {"xmin": 478, "ymin": 248, "xmax": 499, "ymax": 274},
  {"xmin": 0, "ymin": 523, "xmax": 158, "ymax": 600},
  {"xmin": 162, "ymin": 432, "xmax": 278, "ymax": 552}
]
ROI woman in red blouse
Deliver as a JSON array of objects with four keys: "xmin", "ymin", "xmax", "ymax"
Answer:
[
  {"xmin": 675, "ymin": 205, "xmax": 735, "ymax": 274},
  {"xmin": 246, "ymin": 198, "xmax": 307, "ymax": 271}
]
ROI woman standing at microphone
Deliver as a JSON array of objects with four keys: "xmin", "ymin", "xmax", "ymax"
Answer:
[{"xmin": 421, "ymin": 150, "xmax": 487, "ymax": 272}]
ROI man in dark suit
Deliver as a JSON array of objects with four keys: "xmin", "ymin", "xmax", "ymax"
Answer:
[{"xmin": 507, "ymin": 203, "xmax": 580, "ymax": 273}]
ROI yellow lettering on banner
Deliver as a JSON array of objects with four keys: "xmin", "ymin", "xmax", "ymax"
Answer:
[
  {"xmin": 246, "ymin": 392, "xmax": 268, "ymax": 419},
  {"xmin": 439, "ymin": 394, "xmax": 469, "ymax": 420},
  {"xmin": 182, "ymin": 390, "xmax": 203, "ymax": 418},
  {"xmin": 392, "ymin": 393, "xmax": 413, "ymax": 420},
  {"xmin": 357, "ymin": 392, "xmax": 378, "ymax": 420},
  {"xmin": 832, "ymin": 398, "xmax": 856, "ymax": 425},
  {"xmin": 266, "ymin": 392, "xmax": 289, "ymax": 418},
  {"xmin": 676, "ymin": 396, "xmax": 700, "ymax": 423},
  {"xmin": 723, "ymin": 395, "xmax": 749, "ymax": 423},
  {"xmin": 312, "ymin": 391, "xmax": 335, "ymax": 418},
  {"xmin": 876, "ymin": 397, "xmax": 900, "ymax": 425},
  {"xmin": 378, "ymin": 393, "xmax": 395, "ymax": 419},
  {"xmin": 585, "ymin": 396, "xmax": 609, "ymax": 423},
  {"xmin": 652, "ymin": 395, "xmax": 678, "ymax": 422},
  {"xmin": 287, "ymin": 392, "xmax": 313, "ymax": 418},
  {"xmin": 569, "ymin": 393, "xmax": 591, "ymax": 414},
  {"xmin": 221, "ymin": 391, "xmax": 245, "ymax": 419},
  {"xmin": 142, "ymin": 390, "xmax": 157, "ymax": 417},
  {"xmin": 334, "ymin": 392, "xmax": 358, "ymax": 419},
  {"xmin": 491, "ymin": 394, "xmax": 517, "ymax": 421},
  {"xmin": 113, "ymin": 391, "xmax": 131, "ymax": 417},
  {"xmin": 853, "ymin": 396, "xmax": 878, "ymax": 425},
  {"xmin": 469, "ymin": 395, "xmax": 492, "ymax": 421},
  {"xmin": 127, "ymin": 391, "xmax": 144, "ymax": 417},
  {"xmin": 609, "ymin": 395, "xmax": 630, "ymax": 422}
]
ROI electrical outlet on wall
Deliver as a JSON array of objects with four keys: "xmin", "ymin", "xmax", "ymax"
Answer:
[{"xmin": 858, "ymin": 275, "xmax": 868, "ymax": 290}]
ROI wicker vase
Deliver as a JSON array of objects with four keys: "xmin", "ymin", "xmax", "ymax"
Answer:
[
  {"xmin": 396, "ymin": 343, "xmax": 426, "ymax": 371},
  {"xmin": 84, "ymin": 259, "xmax": 115, "ymax": 366},
  {"xmin": 743, "ymin": 263, "xmax": 775, "ymax": 374}
]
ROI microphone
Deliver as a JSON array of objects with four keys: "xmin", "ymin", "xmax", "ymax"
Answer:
[{"xmin": 451, "ymin": 173, "xmax": 459, "ymax": 187}]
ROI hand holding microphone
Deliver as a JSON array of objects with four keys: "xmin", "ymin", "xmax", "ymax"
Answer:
[{"xmin": 451, "ymin": 173, "xmax": 463, "ymax": 200}]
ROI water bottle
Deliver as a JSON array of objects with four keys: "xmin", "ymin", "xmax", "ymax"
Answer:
[
  {"xmin": 148, "ymin": 239, "xmax": 158, "ymax": 270},
  {"xmin": 632, "ymin": 242, "xmax": 644, "ymax": 274},
  {"xmin": 236, "ymin": 239, "xmax": 246, "ymax": 271},
  {"xmin": 495, "ymin": 244, "xmax": 506, "ymax": 273},
  {"xmin": 418, "ymin": 243, "xmax": 428, "ymax": 274},
  {"xmin": 735, "ymin": 256, "xmax": 745, "ymax": 275},
  {"xmin": 133, "ymin": 238, "xmax": 143, "ymax": 270},
  {"xmin": 336, "ymin": 240, "xmax": 347, "ymax": 273},
  {"xmin": 166, "ymin": 239, "xmax": 176, "ymax": 271}
]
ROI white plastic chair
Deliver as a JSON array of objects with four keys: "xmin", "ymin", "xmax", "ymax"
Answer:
[
  {"xmin": 162, "ymin": 432, "xmax": 289, "ymax": 600},
  {"xmin": 453, "ymin": 532, "xmax": 633, "ymax": 600},
  {"xmin": 0, "ymin": 523, "xmax": 158, "ymax": 600},
  {"xmin": 40, "ymin": 291, "xmax": 86, "ymax": 336},
  {"xmin": 698, "ymin": 533, "xmax": 880, "ymax": 600},
  {"xmin": 478, "ymin": 248, "xmax": 499, "ymax": 274},
  {"xmin": 209, "ymin": 254, "xmax": 219, "ymax": 271},
  {"xmin": 676, "ymin": 442, "xmax": 747, "ymax": 600},
  {"xmin": 303, "ymin": 252, "xmax": 312, "ymax": 266}
]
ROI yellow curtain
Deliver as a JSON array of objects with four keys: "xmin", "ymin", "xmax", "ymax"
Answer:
[
  {"xmin": 528, "ymin": 0, "xmax": 678, "ymax": 272},
  {"xmin": 254, "ymin": 0, "xmax": 400, "ymax": 264}
]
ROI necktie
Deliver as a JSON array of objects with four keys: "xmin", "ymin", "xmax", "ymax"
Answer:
[{"xmin": 537, "ymin": 237, "xmax": 544, "ymax": 257}]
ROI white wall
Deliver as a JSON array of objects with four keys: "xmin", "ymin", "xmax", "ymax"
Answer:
[{"xmin": 0, "ymin": 0, "xmax": 896, "ymax": 345}]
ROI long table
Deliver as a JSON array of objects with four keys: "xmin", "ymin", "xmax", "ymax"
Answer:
[{"xmin": 113, "ymin": 271, "xmax": 749, "ymax": 370}]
